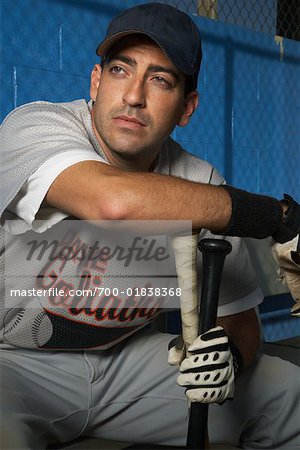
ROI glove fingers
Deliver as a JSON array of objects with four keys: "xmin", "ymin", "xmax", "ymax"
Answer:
[
  {"xmin": 180, "ymin": 348, "xmax": 231, "ymax": 372},
  {"xmin": 185, "ymin": 385, "xmax": 233, "ymax": 403},
  {"xmin": 272, "ymin": 235, "xmax": 300, "ymax": 317},
  {"xmin": 278, "ymin": 265, "xmax": 300, "ymax": 314},
  {"xmin": 188, "ymin": 326, "xmax": 228, "ymax": 352},
  {"xmin": 176, "ymin": 326, "xmax": 236, "ymax": 404},
  {"xmin": 178, "ymin": 361, "xmax": 233, "ymax": 386},
  {"xmin": 272, "ymin": 235, "xmax": 300, "ymax": 269}
]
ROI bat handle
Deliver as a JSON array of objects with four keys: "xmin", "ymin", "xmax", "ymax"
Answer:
[{"xmin": 187, "ymin": 238, "xmax": 232, "ymax": 449}]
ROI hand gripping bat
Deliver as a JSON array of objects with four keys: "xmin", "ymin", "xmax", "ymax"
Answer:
[{"xmin": 171, "ymin": 235, "xmax": 232, "ymax": 449}]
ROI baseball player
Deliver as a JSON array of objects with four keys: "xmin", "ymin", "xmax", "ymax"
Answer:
[{"xmin": 0, "ymin": 3, "xmax": 300, "ymax": 449}]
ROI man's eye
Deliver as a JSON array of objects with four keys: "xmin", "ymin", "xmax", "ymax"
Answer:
[
  {"xmin": 110, "ymin": 66, "xmax": 125, "ymax": 74},
  {"xmin": 152, "ymin": 76, "xmax": 172, "ymax": 88}
]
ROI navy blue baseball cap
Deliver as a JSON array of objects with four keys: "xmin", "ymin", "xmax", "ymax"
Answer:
[{"xmin": 96, "ymin": 3, "xmax": 202, "ymax": 90}]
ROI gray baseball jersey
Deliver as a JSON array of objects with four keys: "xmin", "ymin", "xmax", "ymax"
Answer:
[{"xmin": 0, "ymin": 100, "xmax": 261, "ymax": 350}]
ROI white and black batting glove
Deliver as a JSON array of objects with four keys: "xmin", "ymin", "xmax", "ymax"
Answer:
[
  {"xmin": 272, "ymin": 234, "xmax": 300, "ymax": 317},
  {"xmin": 168, "ymin": 326, "xmax": 243, "ymax": 404}
]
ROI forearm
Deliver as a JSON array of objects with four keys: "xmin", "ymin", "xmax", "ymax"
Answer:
[
  {"xmin": 118, "ymin": 172, "xmax": 232, "ymax": 231},
  {"xmin": 217, "ymin": 308, "xmax": 260, "ymax": 369},
  {"xmin": 46, "ymin": 160, "xmax": 297, "ymax": 242},
  {"xmin": 46, "ymin": 160, "xmax": 232, "ymax": 230}
]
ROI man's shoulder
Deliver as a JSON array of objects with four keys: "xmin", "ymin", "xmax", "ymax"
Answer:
[
  {"xmin": 1, "ymin": 99, "xmax": 89, "ymax": 128},
  {"xmin": 164, "ymin": 138, "xmax": 224, "ymax": 185},
  {"xmin": 5, "ymin": 98, "xmax": 89, "ymax": 114}
]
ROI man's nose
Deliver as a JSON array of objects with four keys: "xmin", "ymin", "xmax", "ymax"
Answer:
[{"xmin": 122, "ymin": 77, "xmax": 146, "ymax": 108}]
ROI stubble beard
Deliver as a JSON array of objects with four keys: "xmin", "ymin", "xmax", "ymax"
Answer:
[{"xmin": 95, "ymin": 115, "xmax": 161, "ymax": 164}]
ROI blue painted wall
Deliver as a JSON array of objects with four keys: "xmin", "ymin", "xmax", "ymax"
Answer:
[{"xmin": 1, "ymin": 0, "xmax": 300, "ymax": 340}]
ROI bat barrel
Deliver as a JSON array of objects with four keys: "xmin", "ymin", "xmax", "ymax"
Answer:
[{"xmin": 187, "ymin": 238, "xmax": 232, "ymax": 449}]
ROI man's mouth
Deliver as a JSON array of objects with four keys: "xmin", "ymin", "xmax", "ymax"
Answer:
[{"xmin": 113, "ymin": 115, "xmax": 147, "ymax": 128}]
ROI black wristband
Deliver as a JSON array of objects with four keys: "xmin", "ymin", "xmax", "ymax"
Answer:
[
  {"xmin": 219, "ymin": 185, "xmax": 283, "ymax": 239},
  {"xmin": 272, "ymin": 194, "xmax": 300, "ymax": 244},
  {"xmin": 228, "ymin": 339, "xmax": 244, "ymax": 377}
]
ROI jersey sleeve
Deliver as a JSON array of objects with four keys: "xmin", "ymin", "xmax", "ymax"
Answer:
[
  {"xmin": 0, "ymin": 101, "xmax": 106, "ymax": 234},
  {"xmin": 4, "ymin": 151, "xmax": 102, "ymax": 234}
]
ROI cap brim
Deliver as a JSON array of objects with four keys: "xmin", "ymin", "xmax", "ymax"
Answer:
[{"xmin": 96, "ymin": 30, "xmax": 158, "ymax": 56}]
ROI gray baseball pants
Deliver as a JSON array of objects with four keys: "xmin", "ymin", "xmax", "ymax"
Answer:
[{"xmin": 1, "ymin": 329, "xmax": 299, "ymax": 449}]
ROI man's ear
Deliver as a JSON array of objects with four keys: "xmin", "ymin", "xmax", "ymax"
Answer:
[
  {"xmin": 177, "ymin": 91, "xmax": 199, "ymax": 127},
  {"xmin": 90, "ymin": 64, "xmax": 102, "ymax": 101}
]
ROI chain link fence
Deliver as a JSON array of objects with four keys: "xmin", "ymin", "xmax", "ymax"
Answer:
[{"xmin": 155, "ymin": 0, "xmax": 300, "ymax": 41}]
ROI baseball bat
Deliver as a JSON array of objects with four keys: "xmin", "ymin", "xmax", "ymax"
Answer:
[{"xmin": 186, "ymin": 238, "xmax": 232, "ymax": 449}]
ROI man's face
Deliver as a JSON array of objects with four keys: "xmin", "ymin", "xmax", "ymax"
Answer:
[{"xmin": 90, "ymin": 35, "xmax": 198, "ymax": 170}]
